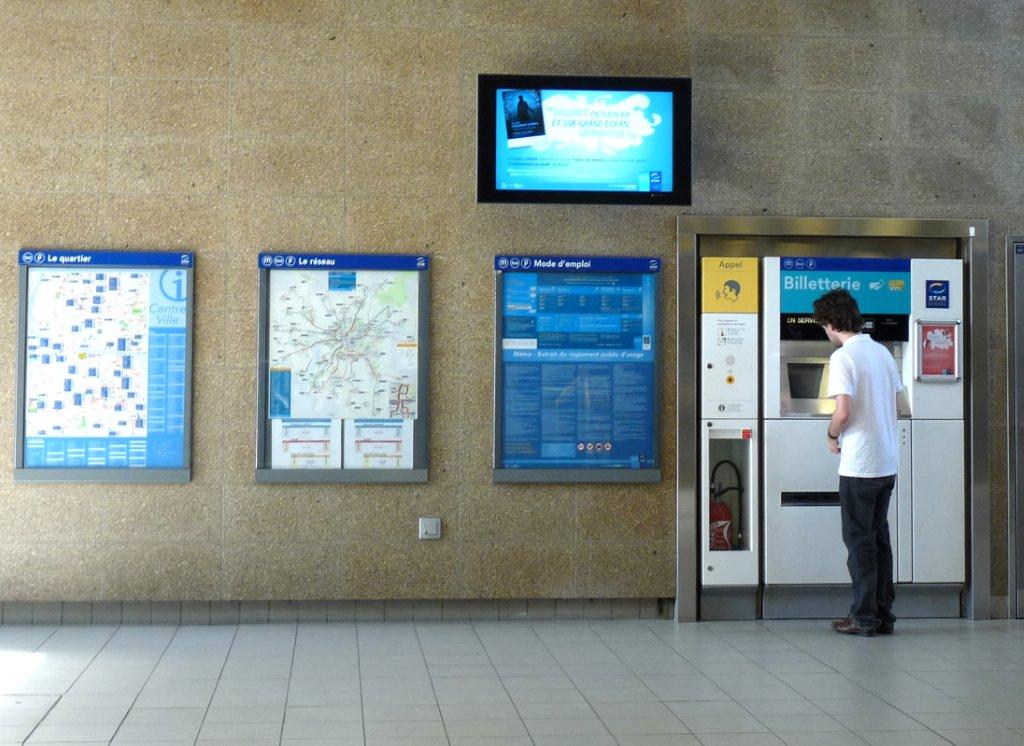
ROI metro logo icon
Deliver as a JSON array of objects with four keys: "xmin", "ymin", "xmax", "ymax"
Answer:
[{"xmin": 926, "ymin": 280, "xmax": 950, "ymax": 309}]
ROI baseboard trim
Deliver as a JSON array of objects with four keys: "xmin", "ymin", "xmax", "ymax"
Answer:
[
  {"xmin": 763, "ymin": 583, "xmax": 963, "ymax": 619},
  {"xmin": 0, "ymin": 598, "xmax": 676, "ymax": 624}
]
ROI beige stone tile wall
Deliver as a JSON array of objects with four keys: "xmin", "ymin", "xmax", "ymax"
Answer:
[{"xmin": 0, "ymin": 0, "xmax": 1018, "ymax": 601}]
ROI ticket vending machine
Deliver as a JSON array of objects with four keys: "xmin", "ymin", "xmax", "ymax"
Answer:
[
  {"xmin": 761, "ymin": 257, "xmax": 965, "ymax": 616},
  {"xmin": 682, "ymin": 215, "xmax": 990, "ymax": 623},
  {"xmin": 699, "ymin": 258, "xmax": 760, "ymax": 617}
]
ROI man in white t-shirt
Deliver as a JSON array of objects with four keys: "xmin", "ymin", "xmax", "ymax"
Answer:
[{"xmin": 812, "ymin": 288, "xmax": 902, "ymax": 637}]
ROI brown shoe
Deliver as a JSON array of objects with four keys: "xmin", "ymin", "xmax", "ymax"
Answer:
[
  {"xmin": 833, "ymin": 617, "xmax": 876, "ymax": 637},
  {"xmin": 830, "ymin": 617, "xmax": 851, "ymax": 631}
]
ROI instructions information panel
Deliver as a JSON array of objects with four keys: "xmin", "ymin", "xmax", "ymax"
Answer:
[
  {"xmin": 497, "ymin": 256, "xmax": 660, "ymax": 471},
  {"xmin": 261, "ymin": 253, "xmax": 427, "ymax": 471},
  {"xmin": 19, "ymin": 250, "xmax": 192, "ymax": 470}
]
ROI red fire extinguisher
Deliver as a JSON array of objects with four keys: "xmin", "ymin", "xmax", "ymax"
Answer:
[
  {"xmin": 709, "ymin": 498, "xmax": 732, "ymax": 551},
  {"xmin": 709, "ymin": 459, "xmax": 743, "ymax": 551}
]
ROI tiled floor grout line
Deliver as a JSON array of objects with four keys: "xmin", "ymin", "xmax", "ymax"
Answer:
[
  {"xmin": 31, "ymin": 624, "xmax": 62, "ymax": 652},
  {"xmin": 902, "ymin": 623, "xmax": 1024, "ymax": 735},
  {"xmin": 13, "ymin": 625, "xmax": 66, "ymax": 746},
  {"xmin": 192, "ymin": 623, "xmax": 240, "ymax": 746},
  {"xmin": 685, "ymin": 623, "xmax": 812, "ymax": 743},
  {"xmin": 354, "ymin": 621, "xmax": 365, "ymax": 746},
  {"xmin": 709, "ymin": 622, "xmax": 878, "ymax": 744},
  {"xmin": 278, "ymin": 622, "xmax": 299, "ymax": 746},
  {"xmin": 411, "ymin": 622, "xmax": 452, "ymax": 746},
  {"xmin": 526, "ymin": 621, "xmax": 617, "ymax": 741},
  {"xmin": 771, "ymin": 621, "xmax": 965, "ymax": 744},
  {"xmin": 465, "ymin": 621, "xmax": 535, "ymax": 745},
  {"xmin": 89, "ymin": 624, "xmax": 175, "ymax": 746},
  {"xmin": 585, "ymin": 620, "xmax": 696, "ymax": 741},
  {"xmin": 853, "ymin": 628, "xmax": 987, "ymax": 742}
]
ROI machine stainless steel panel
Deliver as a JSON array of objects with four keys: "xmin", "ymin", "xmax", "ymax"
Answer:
[
  {"xmin": 911, "ymin": 420, "xmax": 966, "ymax": 583},
  {"xmin": 701, "ymin": 419, "xmax": 759, "ymax": 587},
  {"xmin": 701, "ymin": 315, "xmax": 758, "ymax": 419},
  {"xmin": 676, "ymin": 234, "xmax": 699, "ymax": 622},
  {"xmin": 907, "ymin": 259, "xmax": 965, "ymax": 420},
  {"xmin": 897, "ymin": 424, "xmax": 913, "ymax": 583},
  {"xmin": 764, "ymin": 418, "xmax": 846, "ymax": 585},
  {"xmin": 763, "ymin": 418, "xmax": 905, "ymax": 586},
  {"xmin": 1008, "ymin": 235, "xmax": 1024, "ymax": 618}
]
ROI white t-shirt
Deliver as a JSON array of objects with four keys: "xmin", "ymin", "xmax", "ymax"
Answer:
[{"xmin": 826, "ymin": 334, "xmax": 903, "ymax": 478}]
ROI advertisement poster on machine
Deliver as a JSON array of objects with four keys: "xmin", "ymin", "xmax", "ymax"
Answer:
[{"xmin": 920, "ymin": 323, "xmax": 958, "ymax": 378}]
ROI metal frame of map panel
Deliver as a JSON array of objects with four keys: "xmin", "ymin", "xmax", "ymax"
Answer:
[
  {"xmin": 492, "ymin": 256, "xmax": 662, "ymax": 484},
  {"xmin": 13, "ymin": 250, "xmax": 194, "ymax": 484},
  {"xmin": 254, "ymin": 253, "xmax": 429, "ymax": 484}
]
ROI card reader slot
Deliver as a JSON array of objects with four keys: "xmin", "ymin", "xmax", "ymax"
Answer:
[{"xmin": 781, "ymin": 491, "xmax": 840, "ymax": 507}]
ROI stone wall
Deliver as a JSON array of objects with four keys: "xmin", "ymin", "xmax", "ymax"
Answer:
[{"xmin": 0, "ymin": 0, "xmax": 1018, "ymax": 602}]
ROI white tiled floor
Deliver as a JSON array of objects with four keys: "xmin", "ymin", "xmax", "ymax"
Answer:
[{"xmin": 0, "ymin": 619, "xmax": 1023, "ymax": 745}]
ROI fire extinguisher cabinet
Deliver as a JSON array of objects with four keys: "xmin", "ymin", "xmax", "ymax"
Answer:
[{"xmin": 701, "ymin": 420, "xmax": 759, "ymax": 596}]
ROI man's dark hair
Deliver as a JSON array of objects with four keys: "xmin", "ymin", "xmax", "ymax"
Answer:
[{"xmin": 812, "ymin": 288, "xmax": 864, "ymax": 333}]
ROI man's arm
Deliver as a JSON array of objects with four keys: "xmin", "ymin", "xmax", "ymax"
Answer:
[{"xmin": 827, "ymin": 394, "xmax": 851, "ymax": 454}]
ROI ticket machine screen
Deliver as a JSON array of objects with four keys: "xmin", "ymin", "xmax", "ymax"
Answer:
[{"xmin": 786, "ymin": 361, "xmax": 829, "ymax": 400}]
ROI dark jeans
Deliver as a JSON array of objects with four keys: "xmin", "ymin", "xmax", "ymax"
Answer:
[{"xmin": 839, "ymin": 474, "xmax": 896, "ymax": 629}]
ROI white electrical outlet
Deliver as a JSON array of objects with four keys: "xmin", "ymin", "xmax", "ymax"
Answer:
[{"xmin": 418, "ymin": 516, "xmax": 442, "ymax": 540}]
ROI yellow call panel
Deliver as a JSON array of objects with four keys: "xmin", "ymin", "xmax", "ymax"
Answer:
[{"xmin": 702, "ymin": 257, "xmax": 759, "ymax": 313}]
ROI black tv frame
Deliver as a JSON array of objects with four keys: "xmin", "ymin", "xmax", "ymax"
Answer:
[{"xmin": 477, "ymin": 73, "xmax": 692, "ymax": 206}]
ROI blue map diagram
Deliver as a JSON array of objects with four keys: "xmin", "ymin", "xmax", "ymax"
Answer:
[{"xmin": 23, "ymin": 267, "xmax": 187, "ymax": 469}]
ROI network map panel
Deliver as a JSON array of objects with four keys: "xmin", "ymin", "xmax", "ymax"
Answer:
[
  {"xmin": 256, "ymin": 253, "xmax": 429, "ymax": 483},
  {"xmin": 15, "ymin": 250, "xmax": 194, "ymax": 483}
]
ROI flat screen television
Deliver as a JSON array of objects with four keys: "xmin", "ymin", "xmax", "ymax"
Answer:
[{"xmin": 477, "ymin": 74, "xmax": 691, "ymax": 206}]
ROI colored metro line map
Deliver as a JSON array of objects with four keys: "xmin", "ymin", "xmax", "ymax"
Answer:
[{"xmin": 267, "ymin": 269, "xmax": 419, "ymax": 420}]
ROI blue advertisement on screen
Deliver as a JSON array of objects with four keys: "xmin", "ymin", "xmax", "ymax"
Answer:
[
  {"xmin": 22, "ymin": 253, "xmax": 190, "ymax": 469},
  {"xmin": 498, "ymin": 257, "xmax": 659, "ymax": 469},
  {"xmin": 495, "ymin": 89, "xmax": 674, "ymax": 193}
]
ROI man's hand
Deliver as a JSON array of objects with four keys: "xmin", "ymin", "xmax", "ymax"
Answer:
[{"xmin": 827, "ymin": 394, "xmax": 850, "ymax": 456}]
